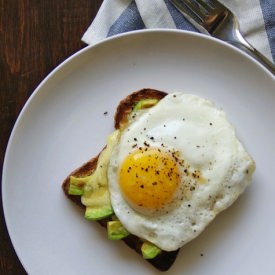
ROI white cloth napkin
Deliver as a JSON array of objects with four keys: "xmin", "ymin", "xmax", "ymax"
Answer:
[{"xmin": 82, "ymin": 0, "xmax": 275, "ymax": 63}]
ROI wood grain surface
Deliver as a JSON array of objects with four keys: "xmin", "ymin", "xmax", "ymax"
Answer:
[{"xmin": 0, "ymin": 1, "xmax": 103, "ymax": 273}]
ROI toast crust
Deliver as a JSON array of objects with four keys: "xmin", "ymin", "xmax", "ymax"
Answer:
[
  {"xmin": 62, "ymin": 89, "xmax": 179, "ymax": 271},
  {"xmin": 114, "ymin": 88, "xmax": 167, "ymax": 129}
]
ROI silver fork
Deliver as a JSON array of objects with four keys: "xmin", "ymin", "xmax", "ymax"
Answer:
[{"xmin": 169, "ymin": 0, "xmax": 275, "ymax": 75}]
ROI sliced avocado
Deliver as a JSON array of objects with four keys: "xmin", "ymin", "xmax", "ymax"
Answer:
[
  {"xmin": 141, "ymin": 241, "xmax": 161, "ymax": 259},
  {"xmin": 69, "ymin": 184, "xmax": 84, "ymax": 195},
  {"xmin": 85, "ymin": 204, "xmax": 113, "ymax": 220},
  {"xmin": 83, "ymin": 186, "xmax": 114, "ymax": 220},
  {"xmin": 69, "ymin": 175, "xmax": 90, "ymax": 195},
  {"xmin": 68, "ymin": 130, "xmax": 121, "ymax": 221},
  {"xmin": 107, "ymin": 220, "xmax": 129, "ymax": 240},
  {"xmin": 133, "ymin": 98, "xmax": 159, "ymax": 111}
]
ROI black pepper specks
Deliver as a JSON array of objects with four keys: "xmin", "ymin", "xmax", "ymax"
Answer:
[{"xmin": 144, "ymin": 141, "xmax": 150, "ymax": 147}]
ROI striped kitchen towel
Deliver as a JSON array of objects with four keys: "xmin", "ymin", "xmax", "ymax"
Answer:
[{"xmin": 82, "ymin": 0, "xmax": 275, "ymax": 63}]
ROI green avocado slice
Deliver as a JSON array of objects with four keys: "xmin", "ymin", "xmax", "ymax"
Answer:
[
  {"xmin": 85, "ymin": 204, "xmax": 113, "ymax": 220},
  {"xmin": 141, "ymin": 241, "xmax": 161, "ymax": 259},
  {"xmin": 107, "ymin": 220, "xmax": 130, "ymax": 240},
  {"xmin": 133, "ymin": 98, "xmax": 159, "ymax": 111}
]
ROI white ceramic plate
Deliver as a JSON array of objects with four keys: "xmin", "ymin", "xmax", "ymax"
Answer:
[{"xmin": 2, "ymin": 30, "xmax": 275, "ymax": 275}]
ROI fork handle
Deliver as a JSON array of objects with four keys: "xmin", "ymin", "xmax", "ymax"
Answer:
[{"xmin": 229, "ymin": 41, "xmax": 275, "ymax": 76}]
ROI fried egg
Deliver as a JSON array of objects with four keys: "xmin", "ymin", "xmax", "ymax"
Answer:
[{"xmin": 107, "ymin": 93, "xmax": 255, "ymax": 251}]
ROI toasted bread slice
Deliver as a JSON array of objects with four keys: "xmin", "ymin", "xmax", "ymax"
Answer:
[{"xmin": 62, "ymin": 88, "xmax": 179, "ymax": 271}]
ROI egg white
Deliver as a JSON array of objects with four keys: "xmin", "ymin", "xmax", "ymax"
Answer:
[{"xmin": 107, "ymin": 93, "xmax": 255, "ymax": 251}]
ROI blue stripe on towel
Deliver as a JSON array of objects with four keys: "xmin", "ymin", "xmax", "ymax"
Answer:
[
  {"xmin": 164, "ymin": 0, "xmax": 198, "ymax": 32},
  {"xmin": 259, "ymin": 0, "xmax": 275, "ymax": 62},
  {"xmin": 108, "ymin": 1, "xmax": 145, "ymax": 37}
]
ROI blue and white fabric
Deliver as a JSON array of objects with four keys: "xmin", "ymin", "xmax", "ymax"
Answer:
[{"xmin": 82, "ymin": 0, "xmax": 275, "ymax": 63}]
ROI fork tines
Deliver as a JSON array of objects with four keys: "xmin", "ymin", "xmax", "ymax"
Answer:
[{"xmin": 170, "ymin": 0, "xmax": 226, "ymax": 22}]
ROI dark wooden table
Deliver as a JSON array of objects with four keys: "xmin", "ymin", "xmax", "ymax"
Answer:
[{"xmin": 0, "ymin": 1, "xmax": 103, "ymax": 273}]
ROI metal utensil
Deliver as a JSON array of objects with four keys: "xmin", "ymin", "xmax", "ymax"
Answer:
[{"xmin": 169, "ymin": 0, "xmax": 275, "ymax": 75}]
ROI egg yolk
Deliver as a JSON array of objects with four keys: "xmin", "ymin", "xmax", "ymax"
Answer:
[{"xmin": 119, "ymin": 147, "xmax": 180, "ymax": 213}]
